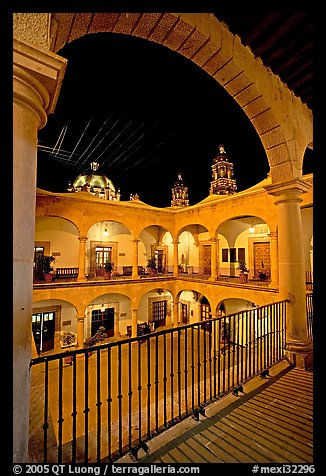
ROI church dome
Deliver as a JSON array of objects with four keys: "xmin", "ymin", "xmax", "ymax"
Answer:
[
  {"xmin": 68, "ymin": 161, "xmax": 120, "ymax": 201},
  {"xmin": 72, "ymin": 173, "xmax": 116, "ymax": 193}
]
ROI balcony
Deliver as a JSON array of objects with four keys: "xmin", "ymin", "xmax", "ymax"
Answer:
[{"xmin": 33, "ymin": 265, "xmax": 275, "ymax": 289}]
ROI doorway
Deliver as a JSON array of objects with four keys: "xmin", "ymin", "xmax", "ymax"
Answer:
[
  {"xmin": 181, "ymin": 303, "xmax": 188, "ymax": 324},
  {"xmin": 32, "ymin": 311, "xmax": 55, "ymax": 353},
  {"xmin": 203, "ymin": 245, "xmax": 211, "ymax": 275},
  {"xmin": 151, "ymin": 300, "xmax": 167, "ymax": 329},
  {"xmin": 254, "ymin": 242, "xmax": 271, "ymax": 278},
  {"xmin": 91, "ymin": 308, "xmax": 115, "ymax": 337}
]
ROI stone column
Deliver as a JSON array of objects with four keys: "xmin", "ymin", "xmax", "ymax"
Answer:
[
  {"xmin": 131, "ymin": 309, "xmax": 138, "ymax": 337},
  {"xmin": 173, "ymin": 241, "xmax": 179, "ymax": 277},
  {"xmin": 13, "ymin": 38, "xmax": 66, "ymax": 462},
  {"xmin": 265, "ymin": 179, "xmax": 312, "ymax": 369},
  {"xmin": 132, "ymin": 239, "xmax": 140, "ymax": 279},
  {"xmin": 209, "ymin": 238, "xmax": 218, "ymax": 281},
  {"xmin": 268, "ymin": 231, "xmax": 279, "ymax": 286},
  {"xmin": 77, "ymin": 315, "xmax": 86, "ymax": 348},
  {"xmin": 77, "ymin": 236, "xmax": 88, "ymax": 281}
]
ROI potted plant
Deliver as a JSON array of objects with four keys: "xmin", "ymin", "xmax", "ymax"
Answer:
[
  {"xmin": 104, "ymin": 261, "xmax": 114, "ymax": 279},
  {"xmin": 237, "ymin": 260, "xmax": 249, "ymax": 283},
  {"xmin": 60, "ymin": 331, "xmax": 77, "ymax": 348},
  {"xmin": 146, "ymin": 256, "xmax": 157, "ymax": 276},
  {"xmin": 41, "ymin": 255, "xmax": 56, "ymax": 283},
  {"xmin": 60, "ymin": 331, "xmax": 77, "ymax": 365},
  {"xmin": 258, "ymin": 261, "xmax": 268, "ymax": 281}
]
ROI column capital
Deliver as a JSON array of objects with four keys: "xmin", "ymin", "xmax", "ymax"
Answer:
[
  {"xmin": 78, "ymin": 236, "xmax": 88, "ymax": 242},
  {"xmin": 268, "ymin": 231, "xmax": 278, "ymax": 239},
  {"xmin": 77, "ymin": 315, "xmax": 86, "ymax": 322},
  {"xmin": 132, "ymin": 239, "xmax": 140, "ymax": 244},
  {"xmin": 13, "ymin": 37, "xmax": 66, "ymax": 127},
  {"xmin": 264, "ymin": 179, "xmax": 311, "ymax": 205},
  {"xmin": 172, "ymin": 241, "xmax": 180, "ymax": 246}
]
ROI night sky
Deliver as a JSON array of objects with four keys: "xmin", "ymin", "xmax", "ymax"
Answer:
[{"xmin": 36, "ymin": 32, "xmax": 311, "ymax": 207}]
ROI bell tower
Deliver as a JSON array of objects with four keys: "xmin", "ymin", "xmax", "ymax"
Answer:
[
  {"xmin": 210, "ymin": 145, "xmax": 237, "ymax": 195},
  {"xmin": 171, "ymin": 172, "xmax": 189, "ymax": 207}
]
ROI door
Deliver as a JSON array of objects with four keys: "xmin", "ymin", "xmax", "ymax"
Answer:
[
  {"xmin": 155, "ymin": 249, "xmax": 166, "ymax": 273},
  {"xmin": 95, "ymin": 246, "xmax": 112, "ymax": 275},
  {"xmin": 203, "ymin": 245, "xmax": 211, "ymax": 275},
  {"xmin": 34, "ymin": 246, "xmax": 44, "ymax": 281},
  {"xmin": 32, "ymin": 311, "xmax": 55, "ymax": 353},
  {"xmin": 254, "ymin": 242, "xmax": 271, "ymax": 278},
  {"xmin": 181, "ymin": 303, "xmax": 188, "ymax": 324},
  {"xmin": 152, "ymin": 300, "xmax": 167, "ymax": 329},
  {"xmin": 201, "ymin": 300, "xmax": 212, "ymax": 332},
  {"xmin": 91, "ymin": 308, "xmax": 115, "ymax": 338}
]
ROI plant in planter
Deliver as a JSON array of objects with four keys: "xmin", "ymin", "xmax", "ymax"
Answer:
[
  {"xmin": 40, "ymin": 255, "xmax": 56, "ymax": 282},
  {"xmin": 104, "ymin": 261, "xmax": 114, "ymax": 279},
  {"xmin": 84, "ymin": 326, "xmax": 107, "ymax": 353},
  {"xmin": 60, "ymin": 331, "xmax": 77, "ymax": 365},
  {"xmin": 237, "ymin": 260, "xmax": 249, "ymax": 283},
  {"xmin": 146, "ymin": 256, "xmax": 157, "ymax": 276},
  {"xmin": 60, "ymin": 331, "xmax": 77, "ymax": 348},
  {"xmin": 258, "ymin": 261, "xmax": 268, "ymax": 281}
]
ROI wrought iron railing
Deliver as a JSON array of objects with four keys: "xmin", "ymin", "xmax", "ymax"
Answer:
[
  {"xmin": 306, "ymin": 271, "xmax": 313, "ymax": 291},
  {"xmin": 29, "ymin": 300, "xmax": 287, "ymax": 464},
  {"xmin": 306, "ymin": 292, "xmax": 313, "ymax": 338}
]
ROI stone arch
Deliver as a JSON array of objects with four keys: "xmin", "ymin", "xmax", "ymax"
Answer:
[
  {"xmin": 49, "ymin": 13, "xmax": 312, "ymax": 182},
  {"xmin": 86, "ymin": 291, "xmax": 131, "ymax": 338},
  {"xmin": 35, "ymin": 213, "xmax": 80, "ymax": 234},
  {"xmin": 32, "ymin": 297, "xmax": 78, "ymax": 353}
]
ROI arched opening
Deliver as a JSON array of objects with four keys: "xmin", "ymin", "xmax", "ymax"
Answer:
[
  {"xmin": 34, "ymin": 216, "xmax": 79, "ymax": 283},
  {"xmin": 87, "ymin": 220, "xmax": 132, "ymax": 278},
  {"xmin": 140, "ymin": 225, "xmax": 172, "ymax": 274},
  {"xmin": 86, "ymin": 292, "xmax": 131, "ymax": 340},
  {"xmin": 32, "ymin": 298, "xmax": 77, "ymax": 355},
  {"xmin": 37, "ymin": 31, "xmax": 269, "ymax": 207},
  {"xmin": 218, "ymin": 215, "xmax": 271, "ymax": 282},
  {"xmin": 138, "ymin": 288, "xmax": 173, "ymax": 330}
]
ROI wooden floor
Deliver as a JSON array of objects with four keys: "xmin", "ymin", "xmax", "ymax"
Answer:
[{"xmin": 121, "ymin": 366, "xmax": 313, "ymax": 464}]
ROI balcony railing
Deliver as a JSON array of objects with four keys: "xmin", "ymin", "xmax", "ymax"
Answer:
[
  {"xmin": 306, "ymin": 292, "xmax": 313, "ymax": 338},
  {"xmin": 306, "ymin": 271, "xmax": 313, "ymax": 291},
  {"xmin": 29, "ymin": 300, "xmax": 287, "ymax": 464}
]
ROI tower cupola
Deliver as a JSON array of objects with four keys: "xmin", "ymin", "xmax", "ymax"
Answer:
[
  {"xmin": 171, "ymin": 173, "xmax": 189, "ymax": 207},
  {"xmin": 209, "ymin": 145, "xmax": 237, "ymax": 195}
]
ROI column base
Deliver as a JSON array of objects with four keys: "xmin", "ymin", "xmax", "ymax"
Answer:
[
  {"xmin": 285, "ymin": 338, "xmax": 313, "ymax": 370},
  {"xmin": 209, "ymin": 275, "xmax": 217, "ymax": 282},
  {"xmin": 77, "ymin": 277, "xmax": 87, "ymax": 283}
]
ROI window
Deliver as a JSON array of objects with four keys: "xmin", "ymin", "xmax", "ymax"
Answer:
[
  {"xmin": 238, "ymin": 248, "xmax": 245, "ymax": 263},
  {"xmin": 222, "ymin": 249, "xmax": 228, "ymax": 262},
  {"xmin": 230, "ymin": 248, "xmax": 237, "ymax": 262}
]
